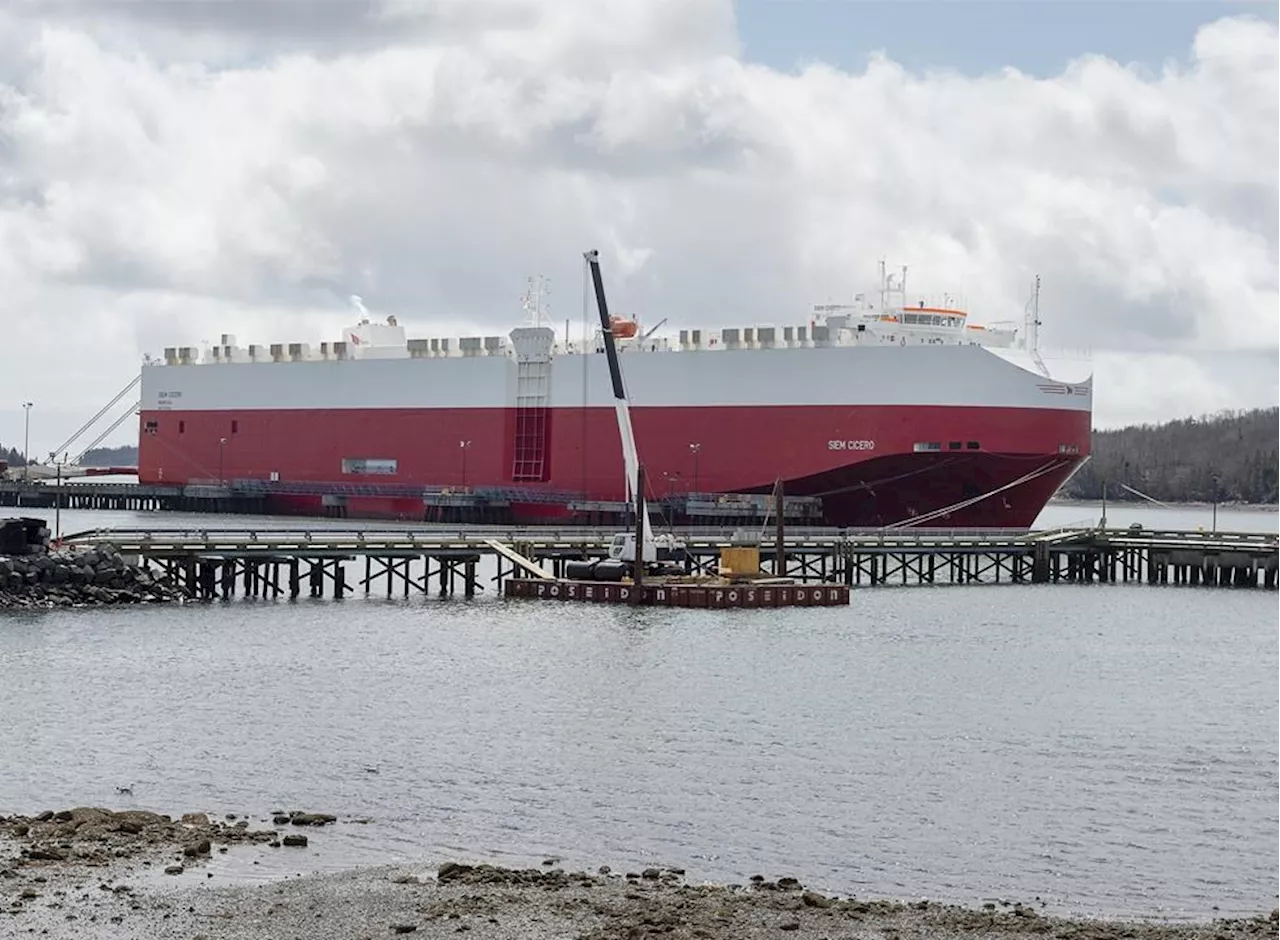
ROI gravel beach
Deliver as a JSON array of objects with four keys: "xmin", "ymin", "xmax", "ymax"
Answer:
[{"xmin": 2, "ymin": 808, "xmax": 1277, "ymax": 940}]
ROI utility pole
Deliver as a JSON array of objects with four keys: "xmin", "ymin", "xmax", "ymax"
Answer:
[
  {"xmin": 54, "ymin": 457, "xmax": 63, "ymax": 544},
  {"xmin": 21, "ymin": 401, "xmax": 33, "ymax": 483},
  {"xmin": 218, "ymin": 437, "xmax": 227, "ymax": 486},
  {"xmin": 459, "ymin": 439, "xmax": 471, "ymax": 489},
  {"xmin": 689, "ymin": 442, "xmax": 701, "ymax": 495}
]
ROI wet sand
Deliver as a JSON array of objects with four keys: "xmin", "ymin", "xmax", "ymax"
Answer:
[{"xmin": 2, "ymin": 808, "xmax": 1276, "ymax": 940}]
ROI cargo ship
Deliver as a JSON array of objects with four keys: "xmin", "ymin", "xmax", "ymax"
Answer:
[{"xmin": 137, "ymin": 262, "xmax": 1092, "ymax": 528}]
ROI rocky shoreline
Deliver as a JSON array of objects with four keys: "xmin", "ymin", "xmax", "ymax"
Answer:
[
  {"xmin": 1, "ymin": 807, "xmax": 1276, "ymax": 940},
  {"xmin": 0, "ymin": 542, "xmax": 183, "ymax": 609}
]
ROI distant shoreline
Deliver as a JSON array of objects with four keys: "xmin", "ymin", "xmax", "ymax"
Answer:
[{"xmin": 1048, "ymin": 497, "xmax": 1278, "ymax": 513}]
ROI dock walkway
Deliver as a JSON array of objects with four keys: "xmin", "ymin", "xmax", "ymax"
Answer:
[{"xmin": 52, "ymin": 525, "xmax": 1278, "ymax": 599}]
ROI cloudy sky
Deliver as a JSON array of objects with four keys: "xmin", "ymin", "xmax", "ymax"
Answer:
[{"xmin": 0, "ymin": 0, "xmax": 1276, "ymax": 458}]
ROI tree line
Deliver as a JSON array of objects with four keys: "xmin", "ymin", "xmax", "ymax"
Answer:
[
  {"xmin": 1061, "ymin": 407, "xmax": 1278, "ymax": 505},
  {"xmin": 0, "ymin": 444, "xmax": 138, "ymax": 468}
]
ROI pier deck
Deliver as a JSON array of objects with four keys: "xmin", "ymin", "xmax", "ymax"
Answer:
[{"xmin": 50, "ymin": 524, "xmax": 1278, "ymax": 599}]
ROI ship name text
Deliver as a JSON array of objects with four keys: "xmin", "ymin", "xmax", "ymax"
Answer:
[{"xmin": 828, "ymin": 439, "xmax": 876, "ymax": 452}]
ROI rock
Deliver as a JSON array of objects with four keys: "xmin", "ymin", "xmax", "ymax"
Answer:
[
  {"xmin": 779, "ymin": 922, "xmax": 800, "ymax": 932},
  {"xmin": 641, "ymin": 868, "xmax": 661, "ymax": 880},
  {"xmin": 25, "ymin": 848, "xmax": 69, "ymax": 861},
  {"xmin": 777, "ymin": 877, "xmax": 801, "ymax": 890},
  {"xmin": 164, "ymin": 865, "xmax": 184, "ymax": 876},
  {"xmin": 437, "ymin": 862, "xmax": 473, "ymax": 883},
  {"xmin": 182, "ymin": 840, "xmax": 211, "ymax": 858},
  {"xmin": 272, "ymin": 815, "xmax": 291, "ymax": 826},
  {"xmin": 289, "ymin": 813, "xmax": 337, "ymax": 826},
  {"xmin": 801, "ymin": 891, "xmax": 833, "ymax": 908},
  {"xmin": 282, "ymin": 834, "xmax": 308, "ymax": 848},
  {"xmin": 390, "ymin": 925, "xmax": 418, "ymax": 934},
  {"xmin": 180, "ymin": 813, "xmax": 210, "ymax": 827}
]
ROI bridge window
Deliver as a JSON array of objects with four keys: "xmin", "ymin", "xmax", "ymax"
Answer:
[{"xmin": 341, "ymin": 458, "xmax": 397, "ymax": 475}]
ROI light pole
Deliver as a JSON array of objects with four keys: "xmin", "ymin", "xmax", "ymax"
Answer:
[
  {"xmin": 459, "ymin": 440, "xmax": 471, "ymax": 489},
  {"xmin": 218, "ymin": 437, "xmax": 227, "ymax": 486},
  {"xmin": 689, "ymin": 442, "xmax": 701, "ymax": 495},
  {"xmin": 21, "ymin": 401, "xmax": 32, "ymax": 483},
  {"xmin": 54, "ymin": 453, "xmax": 67, "ymax": 544},
  {"xmin": 1211, "ymin": 471, "xmax": 1220, "ymax": 534}
]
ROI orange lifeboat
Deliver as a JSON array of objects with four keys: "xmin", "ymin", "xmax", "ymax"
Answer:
[{"xmin": 609, "ymin": 315, "xmax": 639, "ymax": 339}]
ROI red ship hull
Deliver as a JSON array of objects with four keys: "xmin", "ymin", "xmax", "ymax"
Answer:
[{"xmin": 137, "ymin": 402, "xmax": 1089, "ymax": 528}]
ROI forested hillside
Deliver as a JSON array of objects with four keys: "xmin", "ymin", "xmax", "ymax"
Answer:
[
  {"xmin": 1062, "ymin": 407, "xmax": 1278, "ymax": 504},
  {"xmin": 0, "ymin": 445, "xmax": 138, "ymax": 468},
  {"xmin": 79, "ymin": 445, "xmax": 138, "ymax": 466}
]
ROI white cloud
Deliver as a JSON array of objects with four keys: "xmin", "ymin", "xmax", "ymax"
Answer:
[{"xmin": 0, "ymin": 1, "xmax": 1275, "ymax": 454}]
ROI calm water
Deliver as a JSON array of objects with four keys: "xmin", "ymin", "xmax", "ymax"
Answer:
[{"xmin": 0, "ymin": 502, "xmax": 1275, "ymax": 920}]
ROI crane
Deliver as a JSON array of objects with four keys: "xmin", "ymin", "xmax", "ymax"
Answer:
[{"xmin": 583, "ymin": 249, "xmax": 685, "ymax": 570}]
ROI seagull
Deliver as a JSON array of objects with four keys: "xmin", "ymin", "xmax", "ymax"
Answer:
[{"xmin": 116, "ymin": 785, "xmax": 133, "ymax": 796}]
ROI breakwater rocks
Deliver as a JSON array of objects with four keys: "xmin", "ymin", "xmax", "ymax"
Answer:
[{"xmin": 0, "ymin": 543, "xmax": 182, "ymax": 609}]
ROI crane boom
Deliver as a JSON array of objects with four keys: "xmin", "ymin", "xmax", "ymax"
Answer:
[{"xmin": 583, "ymin": 249, "xmax": 653, "ymax": 550}]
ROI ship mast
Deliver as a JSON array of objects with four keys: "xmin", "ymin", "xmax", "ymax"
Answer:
[
  {"xmin": 1024, "ymin": 274, "xmax": 1049, "ymax": 376},
  {"xmin": 522, "ymin": 275, "xmax": 550, "ymax": 328}
]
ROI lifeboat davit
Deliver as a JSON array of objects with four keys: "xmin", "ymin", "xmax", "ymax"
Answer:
[{"xmin": 609, "ymin": 316, "xmax": 639, "ymax": 339}]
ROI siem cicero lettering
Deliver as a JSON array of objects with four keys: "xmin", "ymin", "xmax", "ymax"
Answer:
[{"xmin": 827, "ymin": 439, "xmax": 875, "ymax": 451}]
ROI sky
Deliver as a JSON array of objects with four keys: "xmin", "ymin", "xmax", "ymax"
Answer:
[{"xmin": 0, "ymin": 0, "xmax": 1276, "ymax": 459}]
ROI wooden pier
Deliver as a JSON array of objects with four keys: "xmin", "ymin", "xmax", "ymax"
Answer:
[
  {"xmin": 0, "ymin": 481, "xmax": 266, "ymax": 514},
  {"xmin": 50, "ymin": 524, "xmax": 1278, "ymax": 600}
]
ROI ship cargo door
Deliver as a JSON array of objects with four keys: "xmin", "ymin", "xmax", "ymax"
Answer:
[{"xmin": 510, "ymin": 326, "xmax": 555, "ymax": 482}]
